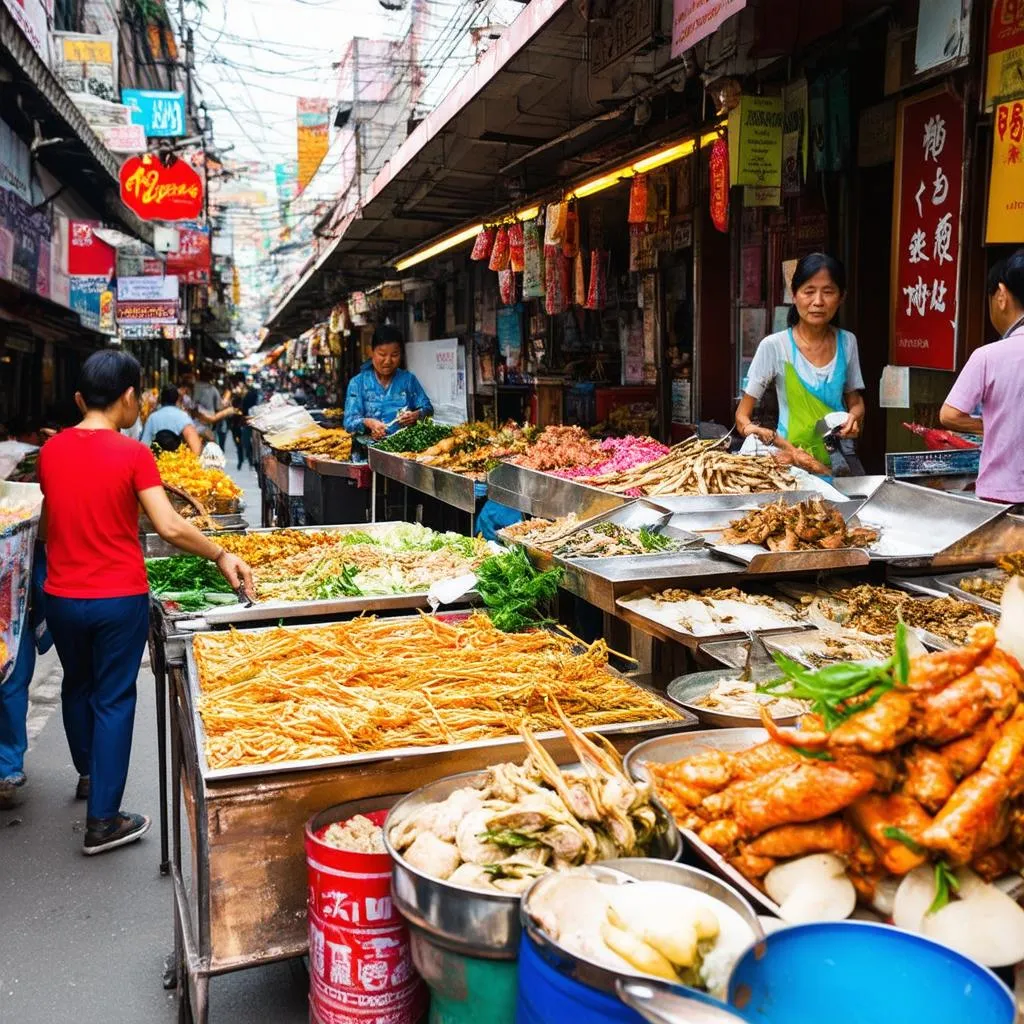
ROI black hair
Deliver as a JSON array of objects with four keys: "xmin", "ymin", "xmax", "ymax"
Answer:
[
  {"xmin": 1000, "ymin": 249, "xmax": 1024, "ymax": 307},
  {"xmin": 77, "ymin": 349, "xmax": 142, "ymax": 411},
  {"xmin": 371, "ymin": 324, "xmax": 404, "ymax": 349},
  {"xmin": 159, "ymin": 385, "xmax": 180, "ymax": 407},
  {"xmin": 786, "ymin": 253, "xmax": 847, "ymax": 328}
]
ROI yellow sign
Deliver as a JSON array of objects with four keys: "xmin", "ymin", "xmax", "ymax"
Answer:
[
  {"xmin": 986, "ymin": 0, "xmax": 1024, "ymax": 110},
  {"xmin": 728, "ymin": 95, "xmax": 784, "ymax": 188},
  {"xmin": 296, "ymin": 98, "xmax": 330, "ymax": 193},
  {"xmin": 62, "ymin": 37, "xmax": 113, "ymax": 63},
  {"xmin": 987, "ymin": 99, "xmax": 1024, "ymax": 243}
]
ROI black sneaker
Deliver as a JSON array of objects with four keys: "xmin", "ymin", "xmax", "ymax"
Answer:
[
  {"xmin": 83, "ymin": 811, "xmax": 151, "ymax": 856},
  {"xmin": 75, "ymin": 775, "xmax": 90, "ymax": 800}
]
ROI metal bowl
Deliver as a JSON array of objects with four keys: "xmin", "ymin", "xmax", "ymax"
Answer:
[
  {"xmin": 666, "ymin": 670, "xmax": 803, "ymax": 729},
  {"xmin": 383, "ymin": 766, "xmax": 682, "ymax": 959},
  {"xmin": 624, "ymin": 730, "xmax": 784, "ymax": 917},
  {"xmin": 520, "ymin": 859, "xmax": 764, "ymax": 996}
]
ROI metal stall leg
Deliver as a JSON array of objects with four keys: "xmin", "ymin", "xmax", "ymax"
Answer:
[
  {"xmin": 371, "ymin": 471, "xmax": 378, "ymax": 523},
  {"xmin": 150, "ymin": 607, "xmax": 170, "ymax": 875}
]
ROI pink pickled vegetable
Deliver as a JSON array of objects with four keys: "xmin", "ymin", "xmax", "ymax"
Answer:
[{"xmin": 551, "ymin": 435, "xmax": 668, "ymax": 479}]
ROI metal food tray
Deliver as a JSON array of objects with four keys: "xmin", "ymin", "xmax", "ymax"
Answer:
[
  {"xmin": 624, "ymin": 729, "xmax": 783, "ymax": 916},
  {"xmin": 486, "ymin": 461, "xmax": 626, "ymax": 520},
  {"xmin": 368, "ymin": 448, "xmax": 480, "ymax": 513},
  {"xmin": 142, "ymin": 514, "xmax": 249, "ymax": 557},
  {"xmin": 302, "ymin": 455, "xmax": 370, "ymax": 480},
  {"xmin": 928, "ymin": 568, "xmax": 1010, "ymax": 613},
  {"xmin": 182, "ymin": 618, "xmax": 696, "ymax": 783},
  {"xmin": 851, "ymin": 479, "xmax": 1011, "ymax": 567},
  {"xmin": 615, "ymin": 588, "xmax": 812, "ymax": 649},
  {"xmin": 664, "ymin": 495, "xmax": 870, "ymax": 574}
]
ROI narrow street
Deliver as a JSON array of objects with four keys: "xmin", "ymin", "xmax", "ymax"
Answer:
[{"xmin": 0, "ymin": 442, "xmax": 309, "ymax": 1024}]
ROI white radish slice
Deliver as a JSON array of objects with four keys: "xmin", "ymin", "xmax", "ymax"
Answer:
[
  {"xmin": 764, "ymin": 854, "xmax": 856, "ymax": 923},
  {"xmin": 997, "ymin": 577, "xmax": 1024, "ymax": 666},
  {"xmin": 892, "ymin": 864, "xmax": 936, "ymax": 934},
  {"xmin": 922, "ymin": 887, "xmax": 1024, "ymax": 967},
  {"xmin": 869, "ymin": 874, "xmax": 901, "ymax": 919}
]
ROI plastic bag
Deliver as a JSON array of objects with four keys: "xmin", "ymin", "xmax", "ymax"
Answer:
[
  {"xmin": 498, "ymin": 267, "xmax": 516, "ymax": 305},
  {"xmin": 574, "ymin": 252, "xmax": 586, "ymax": 306},
  {"xmin": 471, "ymin": 225, "xmax": 496, "ymax": 261},
  {"xmin": 523, "ymin": 218, "xmax": 545, "ymax": 298},
  {"xmin": 562, "ymin": 204, "xmax": 579, "ymax": 258},
  {"xmin": 508, "ymin": 221, "xmax": 525, "ymax": 272},
  {"xmin": 585, "ymin": 250, "xmax": 607, "ymax": 310},
  {"xmin": 544, "ymin": 246, "xmax": 568, "ymax": 315},
  {"xmin": 489, "ymin": 224, "xmax": 510, "ymax": 271},
  {"xmin": 628, "ymin": 174, "xmax": 649, "ymax": 224},
  {"xmin": 544, "ymin": 202, "xmax": 567, "ymax": 245}
]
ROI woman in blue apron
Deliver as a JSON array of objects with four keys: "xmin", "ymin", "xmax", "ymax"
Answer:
[{"xmin": 736, "ymin": 253, "xmax": 866, "ymax": 477}]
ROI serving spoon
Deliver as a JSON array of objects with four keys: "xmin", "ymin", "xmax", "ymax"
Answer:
[{"xmin": 617, "ymin": 978, "xmax": 749, "ymax": 1024}]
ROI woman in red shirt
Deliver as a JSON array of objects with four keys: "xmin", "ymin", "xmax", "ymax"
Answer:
[{"xmin": 39, "ymin": 350, "xmax": 252, "ymax": 856}]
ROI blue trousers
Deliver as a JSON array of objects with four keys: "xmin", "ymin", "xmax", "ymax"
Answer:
[
  {"xmin": 0, "ymin": 611, "xmax": 35, "ymax": 780},
  {"xmin": 46, "ymin": 594, "xmax": 149, "ymax": 821}
]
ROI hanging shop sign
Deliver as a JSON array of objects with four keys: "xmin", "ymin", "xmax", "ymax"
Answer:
[
  {"xmin": 116, "ymin": 298, "xmax": 180, "ymax": 325},
  {"xmin": 2, "ymin": 0, "xmax": 48, "ymax": 62},
  {"xmin": 589, "ymin": 0, "xmax": 659, "ymax": 73},
  {"xmin": 914, "ymin": 0, "xmax": 970, "ymax": 76},
  {"xmin": 671, "ymin": 0, "xmax": 746, "ymax": 59},
  {"xmin": 986, "ymin": 99, "xmax": 1024, "ymax": 243},
  {"xmin": 119, "ymin": 154, "xmax": 203, "ymax": 222},
  {"xmin": 891, "ymin": 87, "xmax": 964, "ymax": 372},
  {"xmin": 728, "ymin": 95, "xmax": 784, "ymax": 188},
  {"xmin": 122, "ymin": 89, "xmax": 187, "ymax": 138},
  {"xmin": 986, "ymin": 0, "xmax": 1024, "ymax": 110},
  {"xmin": 709, "ymin": 137, "xmax": 729, "ymax": 233},
  {"xmin": 50, "ymin": 214, "xmax": 70, "ymax": 309},
  {"xmin": 0, "ymin": 118, "xmax": 32, "ymax": 203},
  {"xmin": 0, "ymin": 188, "xmax": 51, "ymax": 296},
  {"xmin": 116, "ymin": 275, "xmax": 179, "ymax": 302},
  {"xmin": 165, "ymin": 224, "xmax": 211, "ymax": 283},
  {"xmin": 68, "ymin": 220, "xmax": 115, "ymax": 276},
  {"xmin": 296, "ymin": 98, "xmax": 330, "ymax": 193},
  {"xmin": 53, "ymin": 33, "xmax": 118, "ymax": 102},
  {"xmin": 98, "ymin": 122, "xmax": 146, "ymax": 154}
]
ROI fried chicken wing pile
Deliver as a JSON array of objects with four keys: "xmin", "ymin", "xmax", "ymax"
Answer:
[
  {"xmin": 646, "ymin": 622, "xmax": 1024, "ymax": 905},
  {"xmin": 721, "ymin": 498, "xmax": 879, "ymax": 552}
]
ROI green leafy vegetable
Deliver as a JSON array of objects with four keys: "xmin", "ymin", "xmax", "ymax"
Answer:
[
  {"xmin": 372, "ymin": 419, "xmax": 452, "ymax": 453},
  {"xmin": 638, "ymin": 526, "xmax": 672, "ymax": 552},
  {"xmin": 792, "ymin": 746, "xmax": 835, "ymax": 761},
  {"xmin": 314, "ymin": 563, "xmax": 363, "ymax": 599},
  {"xmin": 478, "ymin": 829, "xmax": 540, "ymax": 849},
  {"xmin": 928, "ymin": 861, "xmax": 960, "ymax": 915},
  {"xmin": 146, "ymin": 557, "xmax": 235, "ymax": 606},
  {"xmin": 882, "ymin": 826, "xmax": 925, "ymax": 855},
  {"xmin": 757, "ymin": 626, "xmax": 911, "ymax": 731},
  {"xmin": 475, "ymin": 547, "xmax": 562, "ymax": 632}
]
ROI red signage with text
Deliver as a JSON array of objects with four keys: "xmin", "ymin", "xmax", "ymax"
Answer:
[
  {"xmin": 709, "ymin": 137, "xmax": 729, "ymax": 233},
  {"xmin": 891, "ymin": 88, "xmax": 964, "ymax": 371},
  {"xmin": 165, "ymin": 226, "xmax": 211, "ymax": 283},
  {"xmin": 67, "ymin": 220, "xmax": 115, "ymax": 276},
  {"xmin": 119, "ymin": 154, "xmax": 203, "ymax": 222}
]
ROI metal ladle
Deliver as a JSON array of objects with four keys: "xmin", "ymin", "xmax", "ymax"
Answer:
[{"xmin": 616, "ymin": 978, "xmax": 749, "ymax": 1024}]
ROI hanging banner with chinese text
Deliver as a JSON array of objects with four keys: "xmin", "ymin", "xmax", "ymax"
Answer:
[
  {"xmin": 165, "ymin": 224, "xmax": 210, "ymax": 283},
  {"xmin": 891, "ymin": 88, "xmax": 964, "ymax": 372},
  {"xmin": 671, "ymin": 0, "xmax": 746, "ymax": 58},
  {"xmin": 709, "ymin": 137, "xmax": 729, "ymax": 233},
  {"xmin": 119, "ymin": 154, "xmax": 203, "ymax": 221},
  {"xmin": 296, "ymin": 98, "xmax": 330, "ymax": 194},
  {"xmin": 987, "ymin": 99, "xmax": 1024, "ymax": 243},
  {"xmin": 986, "ymin": 0, "xmax": 1024, "ymax": 111}
]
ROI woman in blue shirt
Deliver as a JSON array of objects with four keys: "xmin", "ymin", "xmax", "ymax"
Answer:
[{"xmin": 343, "ymin": 326, "xmax": 433, "ymax": 439}]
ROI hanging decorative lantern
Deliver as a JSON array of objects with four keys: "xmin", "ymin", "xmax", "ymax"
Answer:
[{"xmin": 709, "ymin": 137, "xmax": 729, "ymax": 234}]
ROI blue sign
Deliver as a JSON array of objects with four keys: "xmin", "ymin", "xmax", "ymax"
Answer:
[{"xmin": 122, "ymin": 89, "xmax": 186, "ymax": 138}]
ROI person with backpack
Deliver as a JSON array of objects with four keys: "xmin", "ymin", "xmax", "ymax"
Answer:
[{"xmin": 140, "ymin": 386, "xmax": 202, "ymax": 454}]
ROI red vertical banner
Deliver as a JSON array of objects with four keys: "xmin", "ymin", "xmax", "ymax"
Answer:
[
  {"xmin": 709, "ymin": 137, "xmax": 729, "ymax": 233},
  {"xmin": 891, "ymin": 88, "xmax": 964, "ymax": 371}
]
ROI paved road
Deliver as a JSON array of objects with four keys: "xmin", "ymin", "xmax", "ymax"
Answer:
[{"xmin": 0, "ymin": 438, "xmax": 309, "ymax": 1023}]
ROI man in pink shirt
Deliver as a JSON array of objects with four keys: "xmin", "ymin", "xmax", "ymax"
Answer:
[{"xmin": 941, "ymin": 251, "xmax": 1024, "ymax": 503}]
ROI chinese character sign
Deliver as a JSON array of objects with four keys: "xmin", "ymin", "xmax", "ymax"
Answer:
[
  {"xmin": 987, "ymin": 99, "xmax": 1024, "ymax": 243},
  {"xmin": 986, "ymin": 0, "xmax": 1024, "ymax": 110},
  {"xmin": 892, "ymin": 89, "xmax": 964, "ymax": 372}
]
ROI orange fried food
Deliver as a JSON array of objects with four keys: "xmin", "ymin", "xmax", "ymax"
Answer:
[
  {"xmin": 921, "ymin": 705, "xmax": 1024, "ymax": 864},
  {"xmin": 707, "ymin": 756, "xmax": 881, "ymax": 839},
  {"xmin": 970, "ymin": 845, "xmax": 1023, "ymax": 882},
  {"xmin": 745, "ymin": 817, "xmax": 860, "ymax": 860},
  {"xmin": 730, "ymin": 739, "xmax": 802, "ymax": 779},
  {"xmin": 830, "ymin": 690, "xmax": 914, "ymax": 753},
  {"xmin": 729, "ymin": 850, "xmax": 776, "ymax": 879},
  {"xmin": 698, "ymin": 818, "xmax": 741, "ymax": 853},
  {"xmin": 848, "ymin": 793, "xmax": 932, "ymax": 875},
  {"xmin": 903, "ymin": 747, "xmax": 956, "ymax": 813},
  {"xmin": 914, "ymin": 648, "xmax": 1022, "ymax": 745},
  {"xmin": 906, "ymin": 623, "xmax": 997, "ymax": 690}
]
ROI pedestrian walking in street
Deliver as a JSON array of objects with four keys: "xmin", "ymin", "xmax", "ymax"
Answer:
[{"xmin": 38, "ymin": 349, "xmax": 253, "ymax": 855}]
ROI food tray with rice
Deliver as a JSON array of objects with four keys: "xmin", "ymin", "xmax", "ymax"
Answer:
[{"xmin": 183, "ymin": 612, "xmax": 695, "ymax": 782}]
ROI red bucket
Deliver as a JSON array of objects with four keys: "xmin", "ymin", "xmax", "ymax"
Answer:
[{"xmin": 306, "ymin": 802, "xmax": 427, "ymax": 1024}]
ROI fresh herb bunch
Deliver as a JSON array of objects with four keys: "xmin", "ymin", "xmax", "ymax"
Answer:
[
  {"xmin": 147, "ymin": 556, "xmax": 235, "ymax": 596},
  {"xmin": 757, "ymin": 621, "xmax": 911, "ymax": 730},
  {"xmin": 314, "ymin": 564, "xmax": 363, "ymax": 599},
  {"xmin": 475, "ymin": 546, "xmax": 563, "ymax": 632},
  {"xmin": 372, "ymin": 419, "xmax": 452, "ymax": 453},
  {"xmin": 638, "ymin": 526, "xmax": 672, "ymax": 552}
]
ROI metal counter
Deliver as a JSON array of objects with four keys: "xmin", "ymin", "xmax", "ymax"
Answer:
[
  {"xmin": 167, "ymin": 618, "xmax": 695, "ymax": 1022},
  {"xmin": 368, "ymin": 447, "xmax": 481, "ymax": 515},
  {"xmin": 486, "ymin": 461, "xmax": 626, "ymax": 520}
]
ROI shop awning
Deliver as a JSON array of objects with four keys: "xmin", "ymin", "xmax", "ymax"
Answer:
[{"xmin": 265, "ymin": 0, "xmax": 693, "ymax": 340}]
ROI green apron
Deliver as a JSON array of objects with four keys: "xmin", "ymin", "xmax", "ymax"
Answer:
[{"xmin": 783, "ymin": 360, "xmax": 834, "ymax": 469}]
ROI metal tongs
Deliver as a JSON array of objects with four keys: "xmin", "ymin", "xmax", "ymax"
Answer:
[{"xmin": 235, "ymin": 583, "xmax": 254, "ymax": 608}]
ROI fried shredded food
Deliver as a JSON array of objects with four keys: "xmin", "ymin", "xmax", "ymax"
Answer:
[
  {"xmin": 721, "ymin": 498, "xmax": 879, "ymax": 552},
  {"xmin": 155, "ymin": 448, "xmax": 241, "ymax": 513},
  {"xmin": 193, "ymin": 613, "xmax": 681, "ymax": 769},
  {"xmin": 958, "ymin": 552, "xmax": 1024, "ymax": 604}
]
